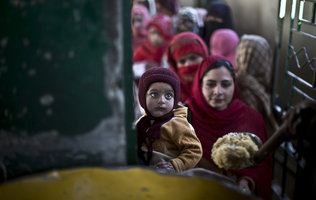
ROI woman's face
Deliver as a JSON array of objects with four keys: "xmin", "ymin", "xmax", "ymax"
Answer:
[
  {"xmin": 148, "ymin": 26, "xmax": 165, "ymax": 47},
  {"xmin": 201, "ymin": 66, "xmax": 235, "ymax": 110},
  {"xmin": 176, "ymin": 52, "xmax": 204, "ymax": 68},
  {"xmin": 146, "ymin": 82, "xmax": 174, "ymax": 117}
]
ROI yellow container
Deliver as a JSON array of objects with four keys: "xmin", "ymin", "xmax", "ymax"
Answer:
[{"xmin": 0, "ymin": 167, "xmax": 255, "ymax": 200}]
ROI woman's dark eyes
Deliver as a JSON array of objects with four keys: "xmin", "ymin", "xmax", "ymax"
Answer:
[
  {"xmin": 205, "ymin": 82, "xmax": 232, "ymax": 88},
  {"xmin": 221, "ymin": 82, "xmax": 232, "ymax": 88},
  {"xmin": 206, "ymin": 83, "xmax": 216, "ymax": 88},
  {"xmin": 189, "ymin": 55, "xmax": 198, "ymax": 60},
  {"xmin": 178, "ymin": 59, "xmax": 185, "ymax": 65}
]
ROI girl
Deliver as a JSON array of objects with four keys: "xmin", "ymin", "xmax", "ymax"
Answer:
[
  {"xmin": 136, "ymin": 67, "xmax": 202, "ymax": 172},
  {"xmin": 166, "ymin": 32, "xmax": 208, "ymax": 103},
  {"xmin": 133, "ymin": 14, "xmax": 174, "ymax": 67},
  {"xmin": 131, "ymin": 4, "xmax": 151, "ymax": 51}
]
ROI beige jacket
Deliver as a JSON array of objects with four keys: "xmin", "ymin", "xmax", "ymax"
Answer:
[{"xmin": 138, "ymin": 104, "xmax": 203, "ymax": 171}]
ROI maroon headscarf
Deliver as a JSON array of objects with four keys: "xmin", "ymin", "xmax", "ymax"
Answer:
[
  {"xmin": 137, "ymin": 67, "xmax": 180, "ymax": 164},
  {"xmin": 187, "ymin": 55, "xmax": 272, "ymax": 200},
  {"xmin": 166, "ymin": 32, "xmax": 208, "ymax": 103}
]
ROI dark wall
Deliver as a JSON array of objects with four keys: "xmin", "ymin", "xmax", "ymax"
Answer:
[{"xmin": 0, "ymin": 0, "xmax": 134, "ymax": 181}]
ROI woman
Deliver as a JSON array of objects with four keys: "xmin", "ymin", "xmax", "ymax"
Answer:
[
  {"xmin": 210, "ymin": 28, "xmax": 239, "ymax": 68},
  {"xmin": 187, "ymin": 55, "xmax": 272, "ymax": 200},
  {"xmin": 166, "ymin": 32, "xmax": 208, "ymax": 103},
  {"xmin": 200, "ymin": 1, "xmax": 234, "ymax": 49},
  {"xmin": 235, "ymin": 34, "xmax": 277, "ymax": 133}
]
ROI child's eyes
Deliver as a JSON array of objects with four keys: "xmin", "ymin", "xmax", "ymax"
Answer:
[
  {"xmin": 150, "ymin": 92, "xmax": 158, "ymax": 98},
  {"xmin": 165, "ymin": 93, "xmax": 174, "ymax": 100},
  {"xmin": 149, "ymin": 92, "xmax": 173, "ymax": 100}
]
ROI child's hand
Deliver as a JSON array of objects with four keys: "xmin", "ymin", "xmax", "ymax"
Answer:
[{"xmin": 155, "ymin": 161, "xmax": 175, "ymax": 171}]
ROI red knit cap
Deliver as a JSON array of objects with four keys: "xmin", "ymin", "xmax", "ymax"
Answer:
[
  {"xmin": 147, "ymin": 14, "xmax": 174, "ymax": 40},
  {"xmin": 138, "ymin": 67, "xmax": 180, "ymax": 111}
]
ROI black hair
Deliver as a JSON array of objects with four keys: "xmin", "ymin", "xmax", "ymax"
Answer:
[{"xmin": 200, "ymin": 59, "xmax": 235, "ymax": 82}]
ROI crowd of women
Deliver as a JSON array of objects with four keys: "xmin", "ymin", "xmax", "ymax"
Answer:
[{"xmin": 131, "ymin": 1, "xmax": 275, "ymax": 199}]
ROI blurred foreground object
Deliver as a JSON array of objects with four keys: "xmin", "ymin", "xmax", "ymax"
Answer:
[{"xmin": 0, "ymin": 167, "xmax": 257, "ymax": 200}]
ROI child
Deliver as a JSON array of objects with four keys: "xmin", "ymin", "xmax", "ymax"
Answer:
[
  {"xmin": 131, "ymin": 4, "xmax": 151, "ymax": 51},
  {"xmin": 133, "ymin": 14, "xmax": 173, "ymax": 80},
  {"xmin": 175, "ymin": 7, "xmax": 201, "ymax": 34},
  {"xmin": 166, "ymin": 32, "xmax": 209, "ymax": 103},
  {"xmin": 136, "ymin": 67, "xmax": 202, "ymax": 172}
]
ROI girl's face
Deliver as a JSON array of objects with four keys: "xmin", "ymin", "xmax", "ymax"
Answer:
[
  {"xmin": 146, "ymin": 82, "xmax": 174, "ymax": 117},
  {"xmin": 148, "ymin": 26, "xmax": 165, "ymax": 47},
  {"xmin": 176, "ymin": 52, "xmax": 204, "ymax": 68},
  {"xmin": 201, "ymin": 66, "xmax": 235, "ymax": 110}
]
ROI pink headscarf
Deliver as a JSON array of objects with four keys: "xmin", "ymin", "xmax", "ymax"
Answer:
[
  {"xmin": 132, "ymin": 4, "xmax": 151, "ymax": 50},
  {"xmin": 210, "ymin": 28, "xmax": 239, "ymax": 68}
]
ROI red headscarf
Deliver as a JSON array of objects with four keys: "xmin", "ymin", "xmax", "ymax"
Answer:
[
  {"xmin": 187, "ymin": 55, "xmax": 272, "ymax": 200},
  {"xmin": 146, "ymin": 14, "xmax": 174, "ymax": 41},
  {"xmin": 167, "ymin": 32, "xmax": 208, "ymax": 103},
  {"xmin": 133, "ymin": 14, "xmax": 174, "ymax": 65},
  {"xmin": 133, "ymin": 41, "xmax": 168, "ymax": 64}
]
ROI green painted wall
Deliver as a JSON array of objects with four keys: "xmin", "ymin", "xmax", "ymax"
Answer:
[{"xmin": 0, "ymin": 0, "xmax": 135, "ymax": 181}]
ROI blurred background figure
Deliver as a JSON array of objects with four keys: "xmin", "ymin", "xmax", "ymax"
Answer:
[
  {"xmin": 200, "ymin": 1, "xmax": 234, "ymax": 49},
  {"xmin": 175, "ymin": 7, "xmax": 202, "ymax": 35},
  {"xmin": 132, "ymin": 0, "xmax": 157, "ymax": 16},
  {"xmin": 133, "ymin": 14, "xmax": 174, "ymax": 80},
  {"xmin": 167, "ymin": 32, "xmax": 208, "ymax": 103},
  {"xmin": 154, "ymin": 0, "xmax": 180, "ymax": 17},
  {"xmin": 235, "ymin": 34, "xmax": 277, "ymax": 133},
  {"xmin": 131, "ymin": 4, "xmax": 151, "ymax": 51},
  {"xmin": 210, "ymin": 28, "xmax": 239, "ymax": 68}
]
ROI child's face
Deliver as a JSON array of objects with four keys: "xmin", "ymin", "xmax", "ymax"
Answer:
[
  {"xmin": 148, "ymin": 26, "xmax": 165, "ymax": 47},
  {"xmin": 146, "ymin": 82, "xmax": 174, "ymax": 117},
  {"xmin": 176, "ymin": 52, "xmax": 204, "ymax": 68}
]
